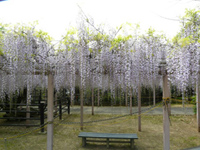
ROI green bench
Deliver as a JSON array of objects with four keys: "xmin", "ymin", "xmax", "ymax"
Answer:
[{"xmin": 78, "ymin": 132, "xmax": 138, "ymax": 149}]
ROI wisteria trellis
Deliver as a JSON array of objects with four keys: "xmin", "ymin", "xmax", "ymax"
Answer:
[{"xmin": 0, "ymin": 11, "xmax": 200, "ymax": 105}]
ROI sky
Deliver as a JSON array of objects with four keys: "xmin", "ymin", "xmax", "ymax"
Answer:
[{"xmin": 0, "ymin": 0, "xmax": 199, "ymax": 41}]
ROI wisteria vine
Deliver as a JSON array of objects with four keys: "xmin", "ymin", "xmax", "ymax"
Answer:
[{"xmin": 0, "ymin": 9, "xmax": 199, "ymax": 104}]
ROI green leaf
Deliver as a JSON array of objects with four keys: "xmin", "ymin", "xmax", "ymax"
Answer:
[{"xmin": 0, "ymin": 49, "xmax": 4, "ymax": 56}]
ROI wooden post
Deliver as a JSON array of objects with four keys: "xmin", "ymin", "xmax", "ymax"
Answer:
[
  {"xmin": 26, "ymin": 95, "xmax": 30, "ymax": 127},
  {"xmin": 138, "ymin": 83, "xmax": 141, "ymax": 132},
  {"xmin": 125, "ymin": 88, "xmax": 128, "ymax": 106},
  {"xmin": 68, "ymin": 99, "xmax": 70, "ymax": 114},
  {"xmin": 54, "ymin": 92, "xmax": 57, "ymax": 115},
  {"xmin": 114, "ymin": 88, "xmax": 117, "ymax": 105},
  {"xmin": 97, "ymin": 88, "xmax": 100, "ymax": 107},
  {"xmin": 119, "ymin": 87, "xmax": 122, "ymax": 106},
  {"xmin": 196, "ymin": 78, "xmax": 200, "ymax": 132},
  {"xmin": 71, "ymin": 92, "xmax": 74, "ymax": 106},
  {"xmin": 59, "ymin": 97, "xmax": 62, "ymax": 120},
  {"xmin": 40, "ymin": 102, "xmax": 45, "ymax": 133},
  {"xmin": 47, "ymin": 73, "xmax": 54, "ymax": 150},
  {"xmin": 80, "ymin": 85, "xmax": 84, "ymax": 130},
  {"xmin": 25, "ymin": 86, "xmax": 30, "ymax": 127},
  {"xmin": 130, "ymin": 88, "xmax": 132, "ymax": 115},
  {"xmin": 106, "ymin": 138, "xmax": 109, "ymax": 148},
  {"xmin": 182, "ymin": 92, "xmax": 185, "ymax": 108},
  {"xmin": 163, "ymin": 74, "xmax": 170, "ymax": 150},
  {"xmin": 101, "ymin": 90, "xmax": 104, "ymax": 106},
  {"xmin": 182, "ymin": 91, "xmax": 185, "ymax": 108},
  {"xmin": 92, "ymin": 86, "xmax": 94, "ymax": 115},
  {"xmin": 149, "ymin": 88, "xmax": 151, "ymax": 106},
  {"xmin": 182, "ymin": 91, "xmax": 185, "ymax": 115},
  {"xmin": 169, "ymin": 85, "xmax": 171, "ymax": 116},
  {"xmin": 153, "ymin": 84, "xmax": 156, "ymax": 106}
]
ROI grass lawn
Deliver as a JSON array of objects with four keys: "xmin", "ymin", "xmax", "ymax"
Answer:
[{"xmin": 0, "ymin": 114, "xmax": 200, "ymax": 150}]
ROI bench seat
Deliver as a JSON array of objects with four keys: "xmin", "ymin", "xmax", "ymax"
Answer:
[{"xmin": 78, "ymin": 132, "xmax": 138, "ymax": 149}]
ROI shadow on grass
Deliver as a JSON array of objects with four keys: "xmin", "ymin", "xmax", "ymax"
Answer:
[{"xmin": 81, "ymin": 143, "xmax": 138, "ymax": 150}]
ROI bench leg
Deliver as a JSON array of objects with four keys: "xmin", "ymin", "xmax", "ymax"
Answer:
[
  {"xmin": 130, "ymin": 139, "xmax": 134, "ymax": 149},
  {"xmin": 106, "ymin": 138, "xmax": 109, "ymax": 148},
  {"xmin": 82, "ymin": 137, "xmax": 86, "ymax": 147}
]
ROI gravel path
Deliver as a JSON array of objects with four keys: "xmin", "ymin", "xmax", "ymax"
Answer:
[{"xmin": 70, "ymin": 106, "xmax": 194, "ymax": 115}]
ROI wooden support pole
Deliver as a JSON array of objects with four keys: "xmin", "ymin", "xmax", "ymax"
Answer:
[
  {"xmin": 153, "ymin": 84, "xmax": 156, "ymax": 106},
  {"xmin": 182, "ymin": 91, "xmax": 185, "ymax": 115},
  {"xmin": 119, "ymin": 87, "xmax": 122, "ymax": 106},
  {"xmin": 196, "ymin": 79, "xmax": 200, "ymax": 132},
  {"xmin": 26, "ymin": 86, "xmax": 30, "ymax": 127},
  {"xmin": 168, "ymin": 83, "xmax": 171, "ymax": 116},
  {"xmin": 149, "ymin": 88, "xmax": 151, "ymax": 106},
  {"xmin": 92, "ymin": 87, "xmax": 94, "ymax": 115},
  {"xmin": 97, "ymin": 88, "xmax": 100, "ymax": 107},
  {"xmin": 47, "ymin": 73, "xmax": 54, "ymax": 150},
  {"xmin": 68, "ymin": 99, "xmax": 70, "ymax": 115},
  {"xmin": 125, "ymin": 88, "xmax": 128, "ymax": 106},
  {"xmin": 163, "ymin": 74, "xmax": 170, "ymax": 150},
  {"xmin": 54, "ymin": 92, "xmax": 57, "ymax": 115},
  {"xmin": 182, "ymin": 92, "xmax": 185, "ymax": 108},
  {"xmin": 130, "ymin": 88, "xmax": 132, "ymax": 115},
  {"xmin": 138, "ymin": 84, "xmax": 141, "ymax": 132},
  {"xmin": 26, "ymin": 96, "xmax": 30, "ymax": 127},
  {"xmin": 71, "ymin": 93, "xmax": 74, "ymax": 106},
  {"xmin": 114, "ymin": 88, "xmax": 117, "ymax": 105},
  {"xmin": 80, "ymin": 86, "xmax": 84, "ymax": 130},
  {"xmin": 40, "ymin": 102, "xmax": 45, "ymax": 133},
  {"xmin": 101, "ymin": 91, "xmax": 104, "ymax": 106},
  {"xmin": 59, "ymin": 97, "xmax": 62, "ymax": 120}
]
